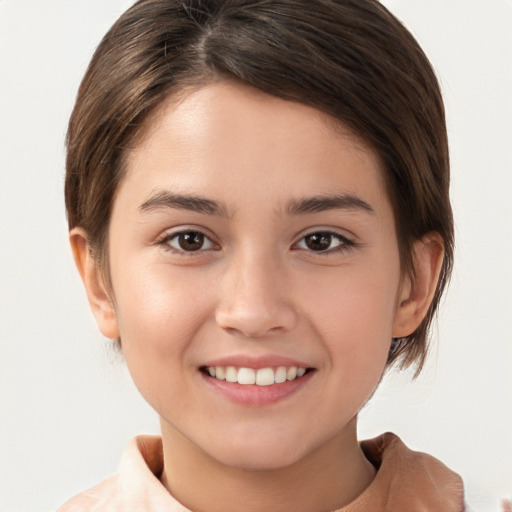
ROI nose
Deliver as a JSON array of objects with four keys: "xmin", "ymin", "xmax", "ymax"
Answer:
[{"xmin": 215, "ymin": 252, "xmax": 298, "ymax": 338}]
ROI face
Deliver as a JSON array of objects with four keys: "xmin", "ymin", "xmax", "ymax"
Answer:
[{"xmin": 100, "ymin": 82, "xmax": 407, "ymax": 469}]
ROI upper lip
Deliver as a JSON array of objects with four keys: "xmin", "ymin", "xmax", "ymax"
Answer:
[{"xmin": 201, "ymin": 354, "xmax": 313, "ymax": 370}]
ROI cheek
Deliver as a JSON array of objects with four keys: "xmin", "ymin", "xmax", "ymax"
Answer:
[
  {"xmin": 109, "ymin": 262, "xmax": 221, "ymax": 424},
  {"xmin": 300, "ymin": 258, "xmax": 400, "ymax": 372},
  {"xmin": 110, "ymin": 261, "xmax": 214, "ymax": 381}
]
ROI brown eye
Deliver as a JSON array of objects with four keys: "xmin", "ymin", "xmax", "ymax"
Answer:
[
  {"xmin": 296, "ymin": 231, "xmax": 350, "ymax": 252},
  {"xmin": 166, "ymin": 231, "xmax": 215, "ymax": 252},
  {"xmin": 178, "ymin": 232, "xmax": 204, "ymax": 251},
  {"xmin": 304, "ymin": 233, "xmax": 332, "ymax": 251}
]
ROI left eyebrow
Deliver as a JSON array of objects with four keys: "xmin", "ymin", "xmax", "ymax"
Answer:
[{"xmin": 286, "ymin": 194, "xmax": 375, "ymax": 216}]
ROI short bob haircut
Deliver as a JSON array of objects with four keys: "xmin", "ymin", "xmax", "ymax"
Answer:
[{"xmin": 65, "ymin": 0, "xmax": 454, "ymax": 374}]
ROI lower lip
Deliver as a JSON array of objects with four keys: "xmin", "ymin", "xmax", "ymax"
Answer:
[{"xmin": 201, "ymin": 371, "xmax": 315, "ymax": 406}]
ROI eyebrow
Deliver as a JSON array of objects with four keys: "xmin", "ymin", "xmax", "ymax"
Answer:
[
  {"xmin": 286, "ymin": 194, "xmax": 375, "ymax": 216},
  {"xmin": 139, "ymin": 191, "xmax": 229, "ymax": 217}
]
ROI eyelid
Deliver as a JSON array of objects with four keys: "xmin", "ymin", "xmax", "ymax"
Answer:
[
  {"xmin": 291, "ymin": 228, "xmax": 355, "ymax": 253},
  {"xmin": 293, "ymin": 226, "xmax": 355, "ymax": 243},
  {"xmin": 157, "ymin": 226, "xmax": 220, "ymax": 253}
]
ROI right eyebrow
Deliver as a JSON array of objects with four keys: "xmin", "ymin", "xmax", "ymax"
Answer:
[{"xmin": 138, "ymin": 191, "xmax": 230, "ymax": 217}]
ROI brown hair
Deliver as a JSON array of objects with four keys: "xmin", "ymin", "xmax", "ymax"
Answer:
[{"xmin": 65, "ymin": 0, "xmax": 454, "ymax": 373}]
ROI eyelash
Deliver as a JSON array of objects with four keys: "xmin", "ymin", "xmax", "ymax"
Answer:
[
  {"xmin": 158, "ymin": 229, "xmax": 354, "ymax": 256},
  {"xmin": 292, "ymin": 230, "xmax": 355, "ymax": 255},
  {"xmin": 158, "ymin": 230, "xmax": 218, "ymax": 256}
]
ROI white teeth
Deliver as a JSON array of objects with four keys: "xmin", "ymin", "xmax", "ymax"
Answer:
[
  {"xmin": 286, "ymin": 367, "xmax": 297, "ymax": 381},
  {"xmin": 275, "ymin": 366, "xmax": 287, "ymax": 384},
  {"xmin": 237, "ymin": 367, "xmax": 256, "ymax": 385},
  {"xmin": 225, "ymin": 366, "xmax": 238, "ymax": 383},
  {"xmin": 206, "ymin": 365, "xmax": 308, "ymax": 385},
  {"xmin": 256, "ymin": 368, "xmax": 275, "ymax": 386}
]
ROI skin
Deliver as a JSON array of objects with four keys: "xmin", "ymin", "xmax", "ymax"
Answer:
[{"xmin": 71, "ymin": 82, "xmax": 443, "ymax": 512}]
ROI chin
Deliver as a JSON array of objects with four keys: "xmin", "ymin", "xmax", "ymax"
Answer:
[
  {"xmin": 204, "ymin": 428, "xmax": 318, "ymax": 471},
  {"xmin": 217, "ymin": 446, "xmax": 305, "ymax": 471}
]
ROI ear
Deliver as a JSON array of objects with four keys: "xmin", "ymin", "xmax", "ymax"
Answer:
[
  {"xmin": 69, "ymin": 228, "xmax": 120, "ymax": 339},
  {"xmin": 392, "ymin": 232, "xmax": 444, "ymax": 338}
]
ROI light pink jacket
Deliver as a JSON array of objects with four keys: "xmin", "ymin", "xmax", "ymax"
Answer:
[{"xmin": 58, "ymin": 433, "xmax": 465, "ymax": 511}]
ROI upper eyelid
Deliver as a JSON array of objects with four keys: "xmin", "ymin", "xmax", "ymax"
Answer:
[
  {"xmin": 293, "ymin": 227, "xmax": 354, "ymax": 244},
  {"xmin": 291, "ymin": 229, "xmax": 356, "ymax": 255},
  {"xmin": 155, "ymin": 226, "xmax": 355, "ymax": 248},
  {"xmin": 158, "ymin": 230, "xmax": 220, "ymax": 257},
  {"xmin": 157, "ymin": 226, "xmax": 217, "ymax": 243}
]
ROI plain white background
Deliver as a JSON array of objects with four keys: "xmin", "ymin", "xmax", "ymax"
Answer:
[{"xmin": 0, "ymin": 1, "xmax": 511, "ymax": 511}]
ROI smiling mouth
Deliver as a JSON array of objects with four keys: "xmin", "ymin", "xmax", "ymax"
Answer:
[{"xmin": 200, "ymin": 366, "xmax": 313, "ymax": 386}]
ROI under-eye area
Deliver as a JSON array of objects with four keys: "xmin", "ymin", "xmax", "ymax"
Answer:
[{"xmin": 200, "ymin": 366, "xmax": 315, "ymax": 386}]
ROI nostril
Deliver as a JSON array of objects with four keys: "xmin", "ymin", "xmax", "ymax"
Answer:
[
  {"xmin": 216, "ymin": 305, "xmax": 297, "ymax": 339},
  {"xmin": 214, "ymin": 269, "xmax": 298, "ymax": 336}
]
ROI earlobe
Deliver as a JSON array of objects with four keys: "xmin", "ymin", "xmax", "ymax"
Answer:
[
  {"xmin": 393, "ymin": 233, "xmax": 444, "ymax": 338},
  {"xmin": 69, "ymin": 228, "xmax": 120, "ymax": 339}
]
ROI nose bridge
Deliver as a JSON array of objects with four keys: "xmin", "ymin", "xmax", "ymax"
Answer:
[{"xmin": 215, "ymin": 245, "xmax": 296, "ymax": 337}]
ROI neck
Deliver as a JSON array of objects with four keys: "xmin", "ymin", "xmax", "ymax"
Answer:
[{"xmin": 159, "ymin": 417, "xmax": 376, "ymax": 512}]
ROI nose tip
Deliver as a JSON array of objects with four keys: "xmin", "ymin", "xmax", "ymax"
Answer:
[
  {"xmin": 216, "ymin": 304, "xmax": 296, "ymax": 339},
  {"xmin": 214, "ymin": 260, "xmax": 297, "ymax": 338}
]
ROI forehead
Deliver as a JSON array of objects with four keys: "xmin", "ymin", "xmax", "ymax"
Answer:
[
  {"xmin": 137, "ymin": 81, "xmax": 373, "ymax": 163},
  {"xmin": 120, "ymin": 81, "xmax": 390, "ymax": 218}
]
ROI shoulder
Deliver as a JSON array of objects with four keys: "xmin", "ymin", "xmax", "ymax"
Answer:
[
  {"xmin": 346, "ymin": 432, "xmax": 465, "ymax": 512},
  {"xmin": 57, "ymin": 474, "xmax": 121, "ymax": 511},
  {"xmin": 57, "ymin": 435, "xmax": 188, "ymax": 512}
]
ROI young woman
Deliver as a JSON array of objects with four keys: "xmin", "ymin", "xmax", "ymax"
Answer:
[{"xmin": 59, "ymin": 0, "xmax": 467, "ymax": 509}]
